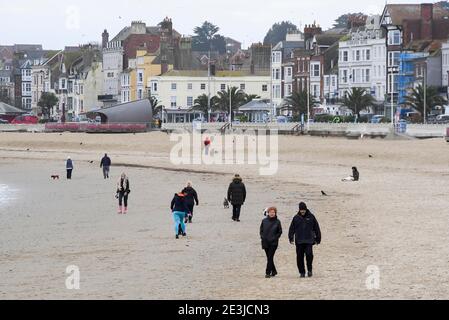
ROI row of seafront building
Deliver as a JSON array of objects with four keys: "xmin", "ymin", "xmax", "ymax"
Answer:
[{"xmin": 1, "ymin": 3, "xmax": 449, "ymax": 123}]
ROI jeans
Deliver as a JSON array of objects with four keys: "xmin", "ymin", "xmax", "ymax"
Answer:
[
  {"xmin": 66, "ymin": 169, "xmax": 72, "ymax": 179},
  {"xmin": 232, "ymin": 205, "xmax": 242, "ymax": 220},
  {"xmin": 296, "ymin": 244, "xmax": 314, "ymax": 275},
  {"xmin": 102, "ymin": 166, "xmax": 110, "ymax": 179},
  {"xmin": 118, "ymin": 192, "xmax": 128, "ymax": 207},
  {"xmin": 264, "ymin": 245, "xmax": 278, "ymax": 276},
  {"xmin": 173, "ymin": 211, "xmax": 186, "ymax": 235}
]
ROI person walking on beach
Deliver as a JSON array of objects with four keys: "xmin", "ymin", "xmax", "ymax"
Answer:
[
  {"xmin": 116, "ymin": 173, "xmax": 130, "ymax": 214},
  {"xmin": 289, "ymin": 202, "xmax": 321, "ymax": 278},
  {"xmin": 66, "ymin": 156, "xmax": 73, "ymax": 180},
  {"xmin": 170, "ymin": 191, "xmax": 190, "ymax": 239},
  {"xmin": 227, "ymin": 174, "xmax": 246, "ymax": 222},
  {"xmin": 100, "ymin": 153, "xmax": 112, "ymax": 179},
  {"xmin": 260, "ymin": 207, "xmax": 282, "ymax": 278},
  {"xmin": 182, "ymin": 181, "xmax": 199, "ymax": 223}
]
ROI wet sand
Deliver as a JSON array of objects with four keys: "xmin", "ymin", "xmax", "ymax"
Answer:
[{"xmin": 1, "ymin": 132, "xmax": 449, "ymax": 299}]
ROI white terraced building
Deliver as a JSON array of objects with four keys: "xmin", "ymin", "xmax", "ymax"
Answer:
[
  {"xmin": 338, "ymin": 15, "xmax": 387, "ymax": 102},
  {"xmin": 149, "ymin": 70, "xmax": 271, "ymax": 112}
]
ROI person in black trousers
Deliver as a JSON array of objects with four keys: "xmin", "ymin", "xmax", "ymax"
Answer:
[
  {"xmin": 289, "ymin": 202, "xmax": 321, "ymax": 278},
  {"xmin": 260, "ymin": 207, "xmax": 282, "ymax": 278},
  {"xmin": 116, "ymin": 173, "xmax": 130, "ymax": 214},
  {"xmin": 100, "ymin": 153, "xmax": 112, "ymax": 179},
  {"xmin": 182, "ymin": 181, "xmax": 199, "ymax": 223},
  {"xmin": 66, "ymin": 156, "xmax": 73, "ymax": 180},
  {"xmin": 227, "ymin": 174, "xmax": 246, "ymax": 222}
]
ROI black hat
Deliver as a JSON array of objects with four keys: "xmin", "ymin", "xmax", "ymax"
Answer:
[{"xmin": 298, "ymin": 202, "xmax": 308, "ymax": 211}]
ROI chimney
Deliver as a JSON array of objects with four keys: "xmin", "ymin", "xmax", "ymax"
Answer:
[
  {"xmin": 421, "ymin": 3, "xmax": 434, "ymax": 40},
  {"xmin": 102, "ymin": 29, "xmax": 109, "ymax": 48}
]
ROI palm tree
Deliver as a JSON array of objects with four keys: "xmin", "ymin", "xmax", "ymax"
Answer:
[
  {"xmin": 193, "ymin": 94, "xmax": 217, "ymax": 115},
  {"xmin": 214, "ymin": 86, "xmax": 246, "ymax": 120},
  {"xmin": 282, "ymin": 91, "xmax": 317, "ymax": 119},
  {"xmin": 404, "ymin": 84, "xmax": 447, "ymax": 117},
  {"xmin": 149, "ymin": 96, "xmax": 162, "ymax": 115},
  {"xmin": 342, "ymin": 87, "xmax": 375, "ymax": 118}
]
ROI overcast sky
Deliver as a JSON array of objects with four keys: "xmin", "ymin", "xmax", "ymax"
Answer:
[{"xmin": 1, "ymin": 0, "xmax": 427, "ymax": 49}]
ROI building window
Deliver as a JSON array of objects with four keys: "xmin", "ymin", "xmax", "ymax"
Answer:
[
  {"xmin": 312, "ymin": 64, "xmax": 320, "ymax": 77},
  {"xmin": 171, "ymin": 83, "xmax": 177, "ymax": 90},
  {"xmin": 342, "ymin": 70, "xmax": 348, "ymax": 83},
  {"xmin": 187, "ymin": 83, "xmax": 193, "ymax": 90},
  {"xmin": 356, "ymin": 50, "xmax": 360, "ymax": 61},
  {"xmin": 286, "ymin": 67, "xmax": 292, "ymax": 77},
  {"xmin": 388, "ymin": 30, "xmax": 401, "ymax": 45},
  {"xmin": 286, "ymin": 84, "xmax": 292, "ymax": 96},
  {"xmin": 366, "ymin": 50, "xmax": 371, "ymax": 61},
  {"xmin": 201, "ymin": 83, "xmax": 206, "ymax": 90},
  {"xmin": 221, "ymin": 84, "xmax": 226, "ymax": 91},
  {"xmin": 272, "ymin": 52, "xmax": 281, "ymax": 63},
  {"xmin": 138, "ymin": 89, "xmax": 143, "ymax": 100},
  {"xmin": 187, "ymin": 96, "xmax": 193, "ymax": 107},
  {"xmin": 388, "ymin": 51, "xmax": 400, "ymax": 66},
  {"xmin": 272, "ymin": 68, "xmax": 281, "ymax": 80},
  {"xmin": 240, "ymin": 84, "xmax": 245, "ymax": 91},
  {"xmin": 170, "ymin": 96, "xmax": 177, "ymax": 107},
  {"xmin": 343, "ymin": 51, "xmax": 348, "ymax": 62},
  {"xmin": 138, "ymin": 71, "xmax": 143, "ymax": 83},
  {"xmin": 331, "ymin": 75, "xmax": 336, "ymax": 87},
  {"xmin": 365, "ymin": 69, "xmax": 370, "ymax": 82},
  {"xmin": 273, "ymin": 85, "xmax": 281, "ymax": 99},
  {"xmin": 107, "ymin": 72, "xmax": 114, "ymax": 78},
  {"xmin": 262, "ymin": 84, "xmax": 268, "ymax": 92},
  {"xmin": 152, "ymin": 82, "xmax": 158, "ymax": 92}
]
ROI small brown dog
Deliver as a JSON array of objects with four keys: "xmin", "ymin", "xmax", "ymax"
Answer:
[{"xmin": 51, "ymin": 175, "xmax": 60, "ymax": 180}]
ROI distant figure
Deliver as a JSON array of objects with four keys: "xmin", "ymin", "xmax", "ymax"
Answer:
[
  {"xmin": 170, "ymin": 191, "xmax": 190, "ymax": 239},
  {"xmin": 116, "ymin": 173, "xmax": 130, "ymax": 214},
  {"xmin": 204, "ymin": 137, "xmax": 211, "ymax": 155},
  {"xmin": 182, "ymin": 181, "xmax": 199, "ymax": 223},
  {"xmin": 227, "ymin": 174, "xmax": 247, "ymax": 222},
  {"xmin": 260, "ymin": 207, "xmax": 283, "ymax": 278},
  {"xmin": 66, "ymin": 157, "xmax": 73, "ymax": 180},
  {"xmin": 342, "ymin": 167, "xmax": 360, "ymax": 182},
  {"xmin": 289, "ymin": 202, "xmax": 321, "ymax": 278},
  {"xmin": 100, "ymin": 153, "xmax": 112, "ymax": 179}
]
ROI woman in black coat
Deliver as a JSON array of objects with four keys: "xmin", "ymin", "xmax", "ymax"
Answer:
[
  {"xmin": 227, "ymin": 174, "xmax": 246, "ymax": 222},
  {"xmin": 260, "ymin": 207, "xmax": 283, "ymax": 278}
]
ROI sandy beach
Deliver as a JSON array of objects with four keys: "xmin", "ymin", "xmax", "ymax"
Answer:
[{"xmin": 1, "ymin": 131, "xmax": 449, "ymax": 300}]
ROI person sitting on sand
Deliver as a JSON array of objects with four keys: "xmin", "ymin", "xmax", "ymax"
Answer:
[
  {"xmin": 170, "ymin": 191, "xmax": 190, "ymax": 239},
  {"xmin": 260, "ymin": 207, "xmax": 282, "ymax": 278},
  {"xmin": 116, "ymin": 173, "xmax": 130, "ymax": 214},
  {"xmin": 342, "ymin": 167, "xmax": 360, "ymax": 182}
]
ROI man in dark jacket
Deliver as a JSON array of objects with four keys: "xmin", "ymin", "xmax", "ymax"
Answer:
[
  {"xmin": 100, "ymin": 154, "xmax": 112, "ymax": 179},
  {"xmin": 182, "ymin": 182, "xmax": 199, "ymax": 223},
  {"xmin": 289, "ymin": 202, "xmax": 321, "ymax": 278},
  {"xmin": 227, "ymin": 174, "xmax": 246, "ymax": 222},
  {"xmin": 260, "ymin": 207, "xmax": 282, "ymax": 278}
]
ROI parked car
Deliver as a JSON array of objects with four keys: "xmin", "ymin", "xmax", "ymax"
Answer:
[
  {"xmin": 446, "ymin": 127, "xmax": 449, "ymax": 143},
  {"xmin": 0, "ymin": 119, "xmax": 10, "ymax": 124},
  {"xmin": 11, "ymin": 115, "xmax": 39, "ymax": 124},
  {"xmin": 371, "ymin": 115, "xmax": 385, "ymax": 124},
  {"xmin": 436, "ymin": 115, "xmax": 449, "ymax": 124}
]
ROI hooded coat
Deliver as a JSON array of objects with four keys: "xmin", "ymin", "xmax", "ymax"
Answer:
[
  {"xmin": 288, "ymin": 210, "xmax": 321, "ymax": 245},
  {"xmin": 227, "ymin": 177, "xmax": 247, "ymax": 206},
  {"xmin": 260, "ymin": 216, "xmax": 283, "ymax": 249}
]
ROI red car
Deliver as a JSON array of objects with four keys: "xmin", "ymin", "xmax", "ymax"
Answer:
[{"xmin": 11, "ymin": 115, "xmax": 39, "ymax": 124}]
